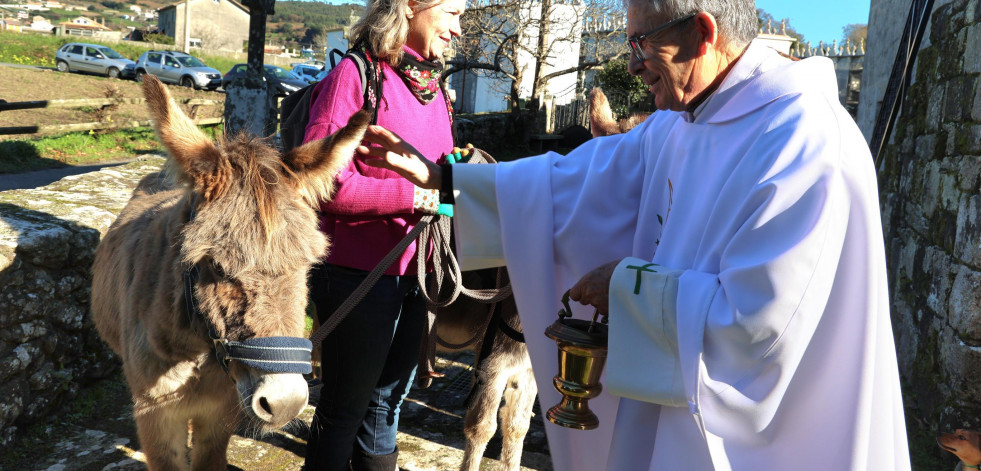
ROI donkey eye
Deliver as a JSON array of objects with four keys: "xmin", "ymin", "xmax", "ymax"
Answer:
[
  {"xmin": 960, "ymin": 434, "xmax": 968, "ymax": 440},
  {"xmin": 209, "ymin": 260, "xmax": 226, "ymax": 278}
]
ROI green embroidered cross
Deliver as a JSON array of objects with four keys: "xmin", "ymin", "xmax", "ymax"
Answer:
[{"xmin": 625, "ymin": 263, "xmax": 658, "ymax": 294}]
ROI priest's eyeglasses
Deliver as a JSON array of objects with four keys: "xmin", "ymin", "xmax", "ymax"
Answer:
[{"xmin": 627, "ymin": 13, "xmax": 697, "ymax": 60}]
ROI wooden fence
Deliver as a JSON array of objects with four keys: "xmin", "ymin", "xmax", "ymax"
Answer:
[
  {"xmin": 542, "ymin": 89, "xmax": 649, "ymax": 134},
  {"xmin": 0, "ymin": 97, "xmax": 224, "ymax": 136}
]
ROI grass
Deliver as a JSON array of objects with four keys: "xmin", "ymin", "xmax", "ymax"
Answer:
[
  {"xmin": 0, "ymin": 125, "xmax": 223, "ymax": 173},
  {"xmin": 0, "ymin": 129, "xmax": 159, "ymax": 173},
  {"xmin": 0, "ymin": 30, "xmax": 240, "ymax": 75}
]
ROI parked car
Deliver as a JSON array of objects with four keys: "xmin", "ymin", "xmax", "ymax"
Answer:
[
  {"xmin": 133, "ymin": 50, "xmax": 222, "ymax": 90},
  {"xmin": 290, "ymin": 63, "xmax": 324, "ymax": 85},
  {"xmin": 55, "ymin": 42, "xmax": 136, "ymax": 79},
  {"xmin": 313, "ymin": 68, "xmax": 331, "ymax": 83},
  {"xmin": 222, "ymin": 64, "xmax": 307, "ymax": 96}
]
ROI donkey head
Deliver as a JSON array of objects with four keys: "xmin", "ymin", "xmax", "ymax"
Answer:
[{"xmin": 143, "ymin": 75, "xmax": 368, "ymax": 430}]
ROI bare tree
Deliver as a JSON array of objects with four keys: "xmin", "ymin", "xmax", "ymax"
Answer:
[
  {"xmin": 841, "ymin": 23, "xmax": 867, "ymax": 47},
  {"xmin": 196, "ymin": 23, "xmax": 240, "ymax": 51},
  {"xmin": 448, "ymin": 0, "xmax": 627, "ymax": 116}
]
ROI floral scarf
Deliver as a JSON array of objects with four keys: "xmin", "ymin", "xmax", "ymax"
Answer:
[{"xmin": 397, "ymin": 53, "xmax": 454, "ymax": 124}]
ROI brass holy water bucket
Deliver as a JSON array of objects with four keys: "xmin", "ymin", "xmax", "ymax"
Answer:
[{"xmin": 544, "ymin": 290, "xmax": 608, "ymax": 430}]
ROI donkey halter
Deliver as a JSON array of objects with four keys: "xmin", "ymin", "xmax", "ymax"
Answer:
[{"xmin": 182, "ymin": 194, "xmax": 313, "ymax": 376}]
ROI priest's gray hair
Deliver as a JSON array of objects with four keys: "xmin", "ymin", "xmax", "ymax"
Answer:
[{"xmin": 628, "ymin": 0, "xmax": 758, "ymax": 48}]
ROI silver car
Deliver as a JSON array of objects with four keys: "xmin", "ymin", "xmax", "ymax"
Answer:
[
  {"xmin": 55, "ymin": 42, "xmax": 136, "ymax": 79},
  {"xmin": 134, "ymin": 50, "xmax": 222, "ymax": 90}
]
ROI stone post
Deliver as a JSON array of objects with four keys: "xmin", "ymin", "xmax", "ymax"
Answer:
[{"xmin": 223, "ymin": 0, "xmax": 278, "ymax": 138}]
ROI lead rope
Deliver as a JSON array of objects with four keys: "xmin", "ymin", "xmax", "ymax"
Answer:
[
  {"xmin": 308, "ymin": 148, "xmax": 512, "ymax": 361},
  {"xmin": 414, "ymin": 148, "xmax": 513, "ymax": 388}
]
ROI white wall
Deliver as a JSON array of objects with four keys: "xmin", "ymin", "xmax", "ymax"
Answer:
[
  {"xmin": 324, "ymin": 29, "xmax": 347, "ymax": 67},
  {"xmin": 462, "ymin": 0, "xmax": 585, "ymax": 113},
  {"xmin": 856, "ymin": 0, "xmax": 925, "ymax": 142}
]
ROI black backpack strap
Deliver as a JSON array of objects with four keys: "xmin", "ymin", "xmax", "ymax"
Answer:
[
  {"xmin": 328, "ymin": 48, "xmax": 345, "ymax": 69},
  {"xmin": 346, "ymin": 51, "xmax": 369, "ymax": 102},
  {"xmin": 345, "ymin": 48, "xmax": 382, "ymax": 125}
]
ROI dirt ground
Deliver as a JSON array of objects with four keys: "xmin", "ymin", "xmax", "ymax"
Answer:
[{"xmin": 0, "ymin": 66, "xmax": 225, "ymax": 137}]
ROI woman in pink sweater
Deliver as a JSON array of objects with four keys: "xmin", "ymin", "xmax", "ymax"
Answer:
[{"xmin": 301, "ymin": 0, "xmax": 464, "ymax": 470}]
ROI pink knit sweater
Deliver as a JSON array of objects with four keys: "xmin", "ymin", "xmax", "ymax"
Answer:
[{"xmin": 302, "ymin": 46, "xmax": 453, "ymax": 276}]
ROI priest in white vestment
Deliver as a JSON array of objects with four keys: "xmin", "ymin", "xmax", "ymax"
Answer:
[{"xmin": 359, "ymin": 1, "xmax": 912, "ymax": 470}]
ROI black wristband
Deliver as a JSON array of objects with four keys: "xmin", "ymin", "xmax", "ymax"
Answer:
[{"xmin": 439, "ymin": 164, "xmax": 454, "ymax": 204}]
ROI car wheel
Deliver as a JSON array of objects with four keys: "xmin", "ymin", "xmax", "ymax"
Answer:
[
  {"xmin": 107, "ymin": 67, "xmax": 119, "ymax": 79},
  {"xmin": 180, "ymin": 76, "xmax": 194, "ymax": 88},
  {"xmin": 56, "ymin": 61, "xmax": 69, "ymax": 73},
  {"xmin": 135, "ymin": 70, "xmax": 145, "ymax": 82}
]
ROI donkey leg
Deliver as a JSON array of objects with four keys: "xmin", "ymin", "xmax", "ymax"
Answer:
[
  {"xmin": 460, "ymin": 361, "xmax": 510, "ymax": 471},
  {"xmin": 188, "ymin": 385, "xmax": 239, "ymax": 471},
  {"xmin": 189, "ymin": 411, "xmax": 236, "ymax": 471},
  {"xmin": 497, "ymin": 362, "xmax": 537, "ymax": 471},
  {"xmin": 135, "ymin": 405, "xmax": 191, "ymax": 471}
]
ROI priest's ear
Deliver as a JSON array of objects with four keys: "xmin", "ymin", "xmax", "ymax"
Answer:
[{"xmin": 692, "ymin": 12, "xmax": 719, "ymax": 56}]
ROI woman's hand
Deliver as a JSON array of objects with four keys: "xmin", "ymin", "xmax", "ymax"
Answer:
[
  {"xmin": 568, "ymin": 260, "xmax": 620, "ymax": 315},
  {"xmin": 360, "ymin": 125, "xmax": 442, "ymax": 189}
]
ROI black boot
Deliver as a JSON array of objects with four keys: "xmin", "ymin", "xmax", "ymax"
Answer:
[{"xmin": 350, "ymin": 447, "xmax": 398, "ymax": 471}]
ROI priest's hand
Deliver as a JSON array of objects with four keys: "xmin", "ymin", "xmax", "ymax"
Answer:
[
  {"xmin": 569, "ymin": 260, "xmax": 619, "ymax": 315},
  {"xmin": 360, "ymin": 125, "xmax": 442, "ymax": 190}
]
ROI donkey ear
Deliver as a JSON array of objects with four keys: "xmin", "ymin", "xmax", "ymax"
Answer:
[
  {"xmin": 588, "ymin": 87, "xmax": 620, "ymax": 138},
  {"xmin": 283, "ymin": 110, "xmax": 371, "ymax": 207},
  {"xmin": 143, "ymin": 75, "xmax": 225, "ymax": 198}
]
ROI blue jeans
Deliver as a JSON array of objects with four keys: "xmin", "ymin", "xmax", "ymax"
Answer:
[{"xmin": 304, "ymin": 263, "xmax": 426, "ymax": 470}]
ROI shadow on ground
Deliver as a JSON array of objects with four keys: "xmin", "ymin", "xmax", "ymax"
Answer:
[
  {"xmin": 0, "ymin": 153, "xmax": 162, "ymax": 191},
  {"xmin": 3, "ymin": 351, "xmax": 553, "ymax": 471}
]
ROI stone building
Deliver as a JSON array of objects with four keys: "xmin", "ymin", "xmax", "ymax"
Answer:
[
  {"xmin": 757, "ymin": 18, "xmax": 867, "ymax": 120},
  {"xmin": 864, "ymin": 0, "xmax": 981, "ymax": 440},
  {"xmin": 157, "ymin": 0, "xmax": 249, "ymax": 52}
]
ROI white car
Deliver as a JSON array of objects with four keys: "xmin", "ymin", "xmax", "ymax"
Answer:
[{"xmin": 290, "ymin": 63, "xmax": 325, "ymax": 85}]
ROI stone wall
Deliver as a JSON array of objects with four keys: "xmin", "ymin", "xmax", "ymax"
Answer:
[
  {"xmin": 0, "ymin": 156, "xmax": 165, "ymax": 447},
  {"xmin": 454, "ymin": 110, "xmax": 537, "ymax": 153},
  {"xmin": 857, "ymin": 0, "xmax": 911, "ymax": 140},
  {"xmin": 877, "ymin": 0, "xmax": 981, "ymax": 431}
]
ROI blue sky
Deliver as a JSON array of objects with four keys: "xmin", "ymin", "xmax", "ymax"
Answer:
[
  {"xmin": 315, "ymin": 0, "xmax": 871, "ymax": 46},
  {"xmin": 755, "ymin": 0, "xmax": 871, "ymax": 45}
]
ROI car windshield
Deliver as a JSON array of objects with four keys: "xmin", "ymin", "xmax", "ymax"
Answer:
[
  {"xmin": 176, "ymin": 56, "xmax": 206, "ymax": 68},
  {"xmin": 265, "ymin": 66, "xmax": 299, "ymax": 80},
  {"xmin": 98, "ymin": 47, "xmax": 125, "ymax": 60}
]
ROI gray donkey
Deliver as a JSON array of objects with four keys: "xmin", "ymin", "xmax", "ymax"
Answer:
[{"xmin": 91, "ymin": 75, "xmax": 370, "ymax": 471}]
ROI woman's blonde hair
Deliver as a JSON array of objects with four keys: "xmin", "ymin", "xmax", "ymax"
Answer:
[{"xmin": 350, "ymin": 0, "xmax": 445, "ymax": 66}]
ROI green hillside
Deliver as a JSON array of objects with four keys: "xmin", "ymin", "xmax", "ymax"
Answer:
[
  {"xmin": 0, "ymin": 1, "xmax": 362, "ymax": 51},
  {"xmin": 267, "ymin": 1, "xmax": 363, "ymax": 48}
]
